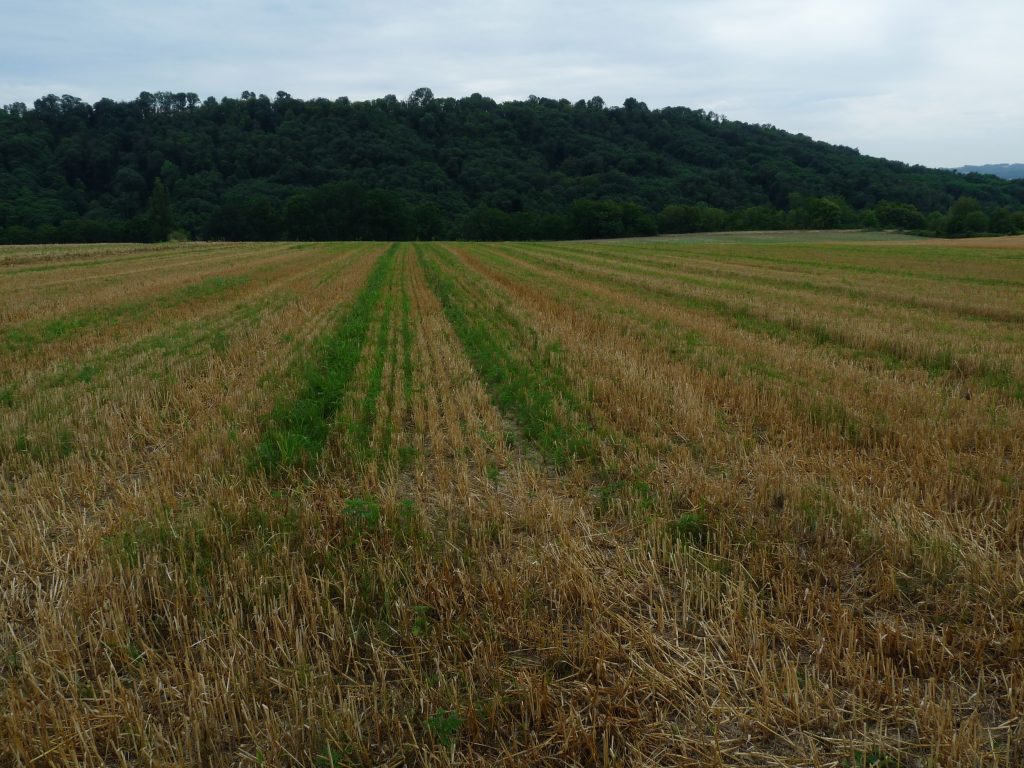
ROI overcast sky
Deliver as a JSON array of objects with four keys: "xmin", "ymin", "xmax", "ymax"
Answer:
[{"xmin": 2, "ymin": 0, "xmax": 1021, "ymax": 167}]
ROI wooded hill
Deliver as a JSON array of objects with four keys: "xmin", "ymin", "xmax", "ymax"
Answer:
[{"xmin": 2, "ymin": 89, "xmax": 1023, "ymax": 242}]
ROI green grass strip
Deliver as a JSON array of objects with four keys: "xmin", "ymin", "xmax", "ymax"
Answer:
[
  {"xmin": 420, "ymin": 246, "xmax": 598, "ymax": 468},
  {"xmin": 501, "ymin": 245, "xmax": 1024, "ymax": 401},
  {"xmin": 400, "ymin": 265, "xmax": 414, "ymax": 407},
  {"xmin": 3, "ymin": 275, "xmax": 250, "ymax": 352},
  {"xmin": 348, "ymin": 281, "xmax": 394, "ymax": 460},
  {"xmin": 256, "ymin": 245, "xmax": 397, "ymax": 473}
]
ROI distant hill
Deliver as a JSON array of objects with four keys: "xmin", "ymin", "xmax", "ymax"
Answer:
[
  {"xmin": 1, "ymin": 89, "xmax": 1023, "ymax": 242},
  {"xmin": 956, "ymin": 164, "xmax": 1024, "ymax": 180}
]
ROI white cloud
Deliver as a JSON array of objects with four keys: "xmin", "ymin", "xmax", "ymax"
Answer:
[{"xmin": 1, "ymin": 0, "xmax": 1021, "ymax": 166}]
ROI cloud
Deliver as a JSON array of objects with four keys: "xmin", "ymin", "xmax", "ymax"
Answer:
[{"xmin": 2, "ymin": 0, "xmax": 1021, "ymax": 166}]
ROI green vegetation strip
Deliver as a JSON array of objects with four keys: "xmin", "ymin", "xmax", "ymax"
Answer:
[
  {"xmin": 2, "ymin": 243, "xmax": 241, "ymax": 274},
  {"xmin": 543, "ymin": 240, "xmax": 999, "ymax": 320},
  {"xmin": 256, "ymin": 245, "xmax": 397, "ymax": 473},
  {"xmin": 420, "ymin": 245, "xmax": 599, "ymax": 469},
  {"xmin": 483, "ymin": 245, "xmax": 889, "ymax": 448},
  {"xmin": 42, "ymin": 296, "xmax": 287, "ymax": 390},
  {"xmin": 423, "ymin": 245, "xmax": 706, "ymax": 540},
  {"xmin": 501, "ymin": 244, "xmax": 1024, "ymax": 400},
  {"xmin": 3, "ymin": 275, "xmax": 250, "ymax": 352},
  {"xmin": 400, "ymin": 266, "xmax": 414, "ymax": 407},
  {"xmin": 541, "ymin": 241, "xmax": 1024, "ymax": 325},
  {"xmin": 347, "ymin": 274, "xmax": 395, "ymax": 461}
]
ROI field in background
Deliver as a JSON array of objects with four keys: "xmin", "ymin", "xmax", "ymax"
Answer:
[
  {"xmin": 615, "ymin": 229, "xmax": 929, "ymax": 244},
  {"xmin": 2, "ymin": 236, "xmax": 1022, "ymax": 766}
]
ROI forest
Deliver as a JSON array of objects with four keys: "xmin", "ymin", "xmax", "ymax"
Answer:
[{"xmin": 2, "ymin": 88, "xmax": 1023, "ymax": 243}]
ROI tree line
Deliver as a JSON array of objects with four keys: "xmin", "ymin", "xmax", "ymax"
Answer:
[{"xmin": 1, "ymin": 89, "xmax": 1022, "ymax": 243}]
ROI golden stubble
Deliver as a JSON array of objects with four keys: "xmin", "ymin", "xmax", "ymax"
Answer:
[{"xmin": 1, "ymin": 237, "xmax": 1021, "ymax": 766}]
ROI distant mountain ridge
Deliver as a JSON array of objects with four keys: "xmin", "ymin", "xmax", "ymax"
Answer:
[{"xmin": 956, "ymin": 164, "xmax": 1024, "ymax": 180}]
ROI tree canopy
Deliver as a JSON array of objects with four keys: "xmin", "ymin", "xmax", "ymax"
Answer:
[{"xmin": 1, "ymin": 89, "xmax": 1022, "ymax": 242}]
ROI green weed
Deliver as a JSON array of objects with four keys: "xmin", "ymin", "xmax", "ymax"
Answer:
[
  {"xmin": 343, "ymin": 496, "xmax": 381, "ymax": 531},
  {"xmin": 315, "ymin": 743, "xmax": 356, "ymax": 768},
  {"xmin": 843, "ymin": 750, "xmax": 900, "ymax": 768},
  {"xmin": 667, "ymin": 511, "xmax": 709, "ymax": 546},
  {"xmin": 425, "ymin": 709, "xmax": 464, "ymax": 748}
]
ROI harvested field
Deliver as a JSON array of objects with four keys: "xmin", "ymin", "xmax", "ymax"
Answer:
[{"xmin": 1, "ymin": 235, "xmax": 1022, "ymax": 766}]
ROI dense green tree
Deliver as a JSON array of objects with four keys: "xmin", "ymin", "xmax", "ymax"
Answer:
[
  {"xmin": 658, "ymin": 202, "xmax": 727, "ymax": 233},
  {"xmin": 727, "ymin": 205, "xmax": 786, "ymax": 231},
  {"xmin": 988, "ymin": 207, "xmax": 1016, "ymax": 234},
  {"xmin": 621, "ymin": 202, "xmax": 658, "ymax": 236},
  {"xmin": 412, "ymin": 202, "xmax": 445, "ymax": 240},
  {"xmin": 459, "ymin": 205, "xmax": 516, "ymax": 240},
  {"xmin": 792, "ymin": 195, "xmax": 850, "ymax": 229},
  {"xmin": 570, "ymin": 199, "xmax": 625, "ymax": 238},
  {"xmin": 946, "ymin": 196, "xmax": 989, "ymax": 236},
  {"xmin": 145, "ymin": 178, "xmax": 174, "ymax": 241},
  {"xmin": 208, "ymin": 196, "xmax": 282, "ymax": 240},
  {"xmin": 874, "ymin": 200, "xmax": 926, "ymax": 229},
  {"xmin": 0, "ymin": 89, "xmax": 1021, "ymax": 242}
]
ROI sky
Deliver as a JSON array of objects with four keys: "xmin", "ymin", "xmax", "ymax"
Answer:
[{"xmin": 2, "ymin": 0, "xmax": 1021, "ymax": 168}]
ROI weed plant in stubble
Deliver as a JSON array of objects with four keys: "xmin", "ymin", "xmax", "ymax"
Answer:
[{"xmin": 425, "ymin": 708, "xmax": 465, "ymax": 749}]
